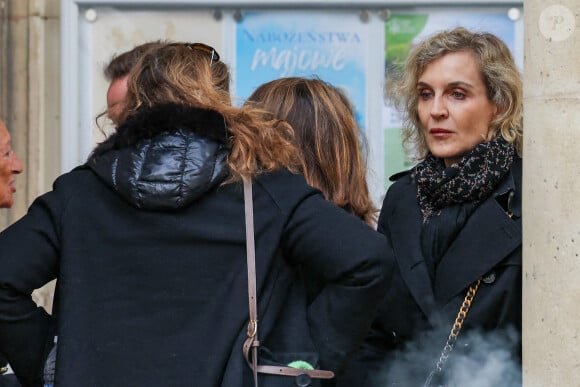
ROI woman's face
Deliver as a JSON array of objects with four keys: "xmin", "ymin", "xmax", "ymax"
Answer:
[{"xmin": 417, "ymin": 51, "xmax": 498, "ymax": 166}]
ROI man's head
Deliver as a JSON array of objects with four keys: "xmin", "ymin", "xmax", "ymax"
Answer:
[
  {"xmin": 106, "ymin": 75, "xmax": 129, "ymax": 126},
  {"xmin": 104, "ymin": 41, "xmax": 164, "ymax": 125},
  {"xmin": 0, "ymin": 119, "xmax": 23, "ymax": 208}
]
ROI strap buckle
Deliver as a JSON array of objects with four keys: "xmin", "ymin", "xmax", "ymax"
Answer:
[{"xmin": 247, "ymin": 319, "xmax": 258, "ymax": 338}]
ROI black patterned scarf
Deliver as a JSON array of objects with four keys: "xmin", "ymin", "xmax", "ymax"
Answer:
[{"xmin": 413, "ymin": 135, "xmax": 515, "ymax": 221}]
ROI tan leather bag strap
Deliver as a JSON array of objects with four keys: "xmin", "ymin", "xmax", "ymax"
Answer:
[
  {"xmin": 241, "ymin": 176, "xmax": 334, "ymax": 386},
  {"xmin": 256, "ymin": 365, "xmax": 334, "ymax": 379},
  {"xmin": 242, "ymin": 176, "xmax": 260, "ymax": 387}
]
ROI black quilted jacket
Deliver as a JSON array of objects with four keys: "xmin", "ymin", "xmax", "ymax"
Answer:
[{"xmin": 88, "ymin": 104, "xmax": 230, "ymax": 210}]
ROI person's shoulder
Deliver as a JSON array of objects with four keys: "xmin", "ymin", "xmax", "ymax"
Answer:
[
  {"xmin": 387, "ymin": 168, "xmax": 416, "ymax": 195},
  {"xmin": 381, "ymin": 168, "xmax": 417, "ymax": 209},
  {"xmin": 52, "ymin": 164, "xmax": 95, "ymax": 187},
  {"xmin": 255, "ymin": 169, "xmax": 322, "ymax": 212},
  {"xmin": 255, "ymin": 169, "xmax": 319, "ymax": 198},
  {"xmin": 389, "ymin": 169, "xmax": 413, "ymax": 183},
  {"xmin": 507, "ymin": 156, "xmax": 522, "ymax": 207},
  {"xmin": 44, "ymin": 165, "xmax": 104, "ymax": 201},
  {"xmin": 511, "ymin": 156, "xmax": 522, "ymax": 189}
]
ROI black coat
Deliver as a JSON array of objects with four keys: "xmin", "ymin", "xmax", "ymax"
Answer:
[
  {"xmin": 0, "ymin": 375, "xmax": 20, "ymax": 387},
  {"xmin": 0, "ymin": 355, "xmax": 20, "ymax": 387},
  {"xmin": 0, "ymin": 105, "xmax": 392, "ymax": 387},
  {"xmin": 339, "ymin": 159, "xmax": 522, "ymax": 387}
]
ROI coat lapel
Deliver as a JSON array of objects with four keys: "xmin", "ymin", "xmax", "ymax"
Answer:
[
  {"xmin": 434, "ymin": 172, "xmax": 522, "ymax": 304},
  {"xmin": 387, "ymin": 180, "xmax": 440, "ymax": 326}
]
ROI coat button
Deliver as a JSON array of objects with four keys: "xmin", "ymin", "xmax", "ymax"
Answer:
[
  {"xmin": 295, "ymin": 373, "xmax": 311, "ymax": 386},
  {"xmin": 482, "ymin": 271, "xmax": 496, "ymax": 284}
]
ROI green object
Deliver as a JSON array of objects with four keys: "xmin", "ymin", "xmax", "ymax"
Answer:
[
  {"xmin": 287, "ymin": 360, "xmax": 315, "ymax": 370},
  {"xmin": 385, "ymin": 14, "xmax": 429, "ymax": 66}
]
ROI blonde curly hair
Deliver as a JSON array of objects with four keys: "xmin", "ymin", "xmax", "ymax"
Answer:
[{"xmin": 388, "ymin": 27, "xmax": 523, "ymax": 160}]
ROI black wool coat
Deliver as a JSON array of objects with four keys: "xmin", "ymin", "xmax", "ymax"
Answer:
[
  {"xmin": 0, "ymin": 105, "xmax": 392, "ymax": 387},
  {"xmin": 0, "ymin": 354, "xmax": 20, "ymax": 387},
  {"xmin": 338, "ymin": 159, "xmax": 522, "ymax": 387}
]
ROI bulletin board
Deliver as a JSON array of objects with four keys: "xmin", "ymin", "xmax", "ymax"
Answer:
[{"xmin": 61, "ymin": 0, "xmax": 523, "ymax": 205}]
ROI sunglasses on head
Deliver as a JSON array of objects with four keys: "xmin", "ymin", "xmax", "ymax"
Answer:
[{"xmin": 185, "ymin": 42, "xmax": 221, "ymax": 65}]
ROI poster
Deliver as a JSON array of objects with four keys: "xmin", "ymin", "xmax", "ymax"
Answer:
[
  {"xmin": 383, "ymin": 11, "xmax": 520, "ymax": 188},
  {"xmin": 235, "ymin": 10, "xmax": 371, "ymax": 130}
]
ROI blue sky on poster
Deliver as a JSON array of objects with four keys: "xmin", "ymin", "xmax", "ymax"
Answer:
[{"xmin": 235, "ymin": 11, "xmax": 370, "ymax": 128}]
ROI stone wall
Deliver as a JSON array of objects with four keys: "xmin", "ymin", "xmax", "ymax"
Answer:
[{"xmin": 522, "ymin": 1, "xmax": 580, "ymax": 386}]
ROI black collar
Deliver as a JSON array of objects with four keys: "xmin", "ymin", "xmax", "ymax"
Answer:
[{"xmin": 91, "ymin": 104, "xmax": 228, "ymax": 158}]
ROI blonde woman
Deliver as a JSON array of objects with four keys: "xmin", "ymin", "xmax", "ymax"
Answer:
[{"xmin": 340, "ymin": 27, "xmax": 523, "ymax": 386}]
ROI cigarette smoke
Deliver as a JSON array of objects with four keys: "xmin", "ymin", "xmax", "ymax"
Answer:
[{"xmin": 381, "ymin": 326, "xmax": 521, "ymax": 386}]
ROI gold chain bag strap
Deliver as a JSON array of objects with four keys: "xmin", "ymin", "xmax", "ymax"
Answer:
[
  {"xmin": 424, "ymin": 278, "xmax": 482, "ymax": 387},
  {"xmin": 241, "ymin": 176, "xmax": 335, "ymax": 387}
]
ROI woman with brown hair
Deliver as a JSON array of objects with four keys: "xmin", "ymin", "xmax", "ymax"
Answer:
[
  {"xmin": 0, "ymin": 42, "xmax": 391, "ymax": 387},
  {"xmin": 247, "ymin": 77, "xmax": 377, "ymax": 227},
  {"xmin": 340, "ymin": 27, "xmax": 523, "ymax": 386}
]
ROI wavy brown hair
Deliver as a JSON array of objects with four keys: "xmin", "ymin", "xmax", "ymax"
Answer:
[
  {"xmin": 96, "ymin": 41, "xmax": 166, "ymax": 127},
  {"xmin": 388, "ymin": 27, "xmax": 523, "ymax": 160},
  {"xmin": 103, "ymin": 41, "xmax": 166, "ymax": 82},
  {"xmin": 247, "ymin": 77, "xmax": 377, "ymax": 226},
  {"xmin": 120, "ymin": 42, "xmax": 302, "ymax": 179}
]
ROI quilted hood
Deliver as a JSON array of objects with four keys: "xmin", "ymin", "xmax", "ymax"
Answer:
[{"xmin": 87, "ymin": 104, "xmax": 230, "ymax": 210}]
